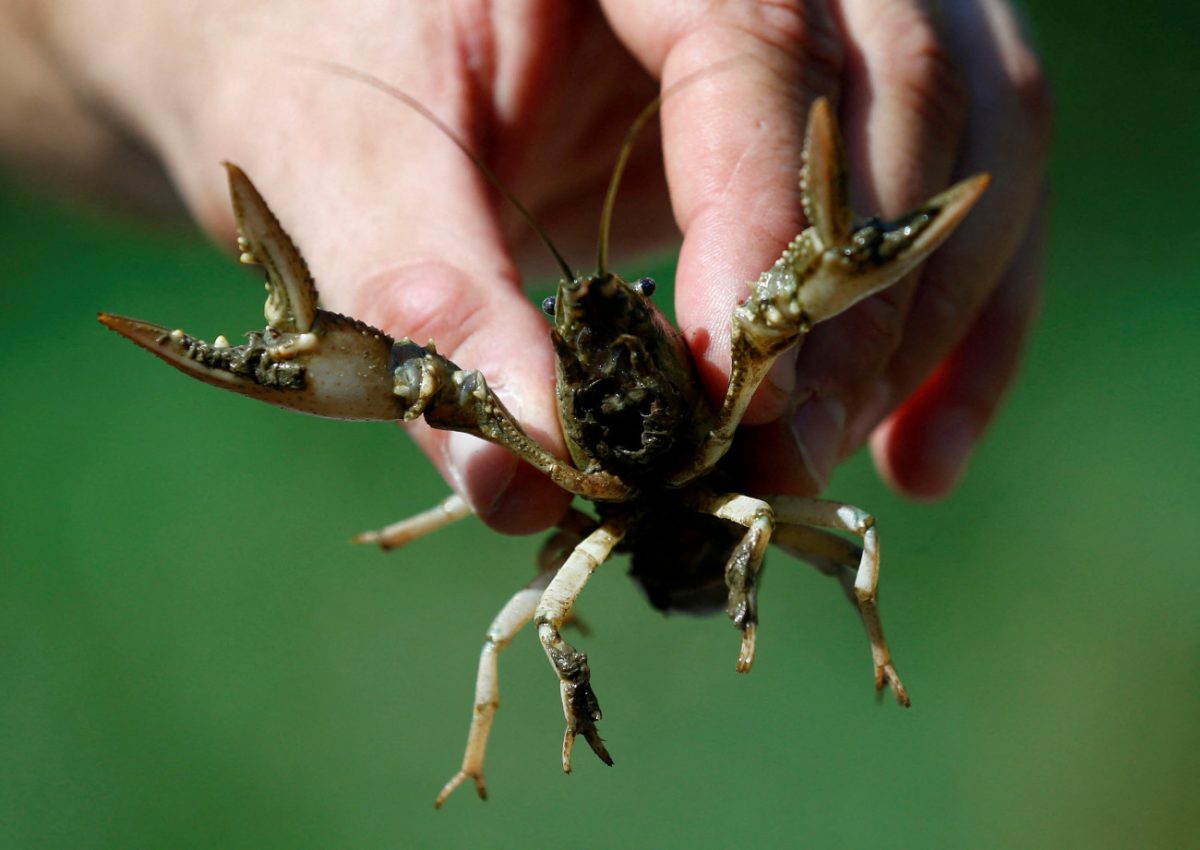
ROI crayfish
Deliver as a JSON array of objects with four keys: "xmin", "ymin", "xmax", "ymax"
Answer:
[{"xmin": 101, "ymin": 72, "xmax": 987, "ymax": 807}]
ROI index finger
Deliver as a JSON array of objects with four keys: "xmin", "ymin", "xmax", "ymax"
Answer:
[{"xmin": 601, "ymin": 0, "xmax": 844, "ymax": 420}]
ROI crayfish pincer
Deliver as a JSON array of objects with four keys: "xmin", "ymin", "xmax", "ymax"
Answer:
[{"xmin": 101, "ymin": 78, "xmax": 988, "ymax": 807}]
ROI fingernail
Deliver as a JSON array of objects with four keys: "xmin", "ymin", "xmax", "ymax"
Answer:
[
  {"xmin": 791, "ymin": 395, "xmax": 846, "ymax": 490},
  {"xmin": 921, "ymin": 406, "xmax": 980, "ymax": 494}
]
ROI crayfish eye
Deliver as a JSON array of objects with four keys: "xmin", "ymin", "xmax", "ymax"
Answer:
[
  {"xmin": 541, "ymin": 296, "xmax": 557, "ymax": 315},
  {"xmin": 635, "ymin": 277, "xmax": 657, "ymax": 297}
]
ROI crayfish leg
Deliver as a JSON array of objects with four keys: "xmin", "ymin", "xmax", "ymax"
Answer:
[
  {"xmin": 434, "ymin": 568, "xmax": 557, "ymax": 808},
  {"xmin": 534, "ymin": 520, "xmax": 625, "ymax": 773},
  {"xmin": 353, "ymin": 493, "xmax": 472, "ymax": 550},
  {"xmin": 434, "ymin": 510, "xmax": 598, "ymax": 808},
  {"xmin": 691, "ymin": 493, "xmax": 776, "ymax": 673},
  {"xmin": 769, "ymin": 496, "xmax": 909, "ymax": 707}
]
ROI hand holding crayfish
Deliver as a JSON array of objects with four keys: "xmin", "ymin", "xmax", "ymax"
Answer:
[{"xmin": 3, "ymin": 1, "xmax": 1050, "ymax": 532}]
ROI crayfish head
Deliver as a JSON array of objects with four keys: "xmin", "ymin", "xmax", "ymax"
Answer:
[
  {"xmin": 545, "ymin": 272, "xmax": 712, "ymax": 479},
  {"xmin": 545, "ymin": 272, "xmax": 661, "ymax": 346}
]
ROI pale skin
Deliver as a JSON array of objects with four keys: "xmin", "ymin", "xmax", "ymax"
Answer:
[{"xmin": 0, "ymin": 0, "xmax": 1050, "ymax": 531}]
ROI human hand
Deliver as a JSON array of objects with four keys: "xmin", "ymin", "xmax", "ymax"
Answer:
[
  {"xmin": 598, "ymin": 0, "xmax": 1052, "ymax": 504},
  {"xmin": 23, "ymin": 0, "xmax": 1049, "ymax": 531}
]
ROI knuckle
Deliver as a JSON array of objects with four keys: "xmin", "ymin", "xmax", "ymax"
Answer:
[
  {"xmin": 862, "ymin": 5, "xmax": 968, "ymax": 134},
  {"xmin": 979, "ymin": 2, "xmax": 1054, "ymax": 151},
  {"xmin": 720, "ymin": 0, "xmax": 811, "ymax": 38},
  {"xmin": 358, "ymin": 260, "xmax": 492, "ymax": 362},
  {"xmin": 706, "ymin": 0, "xmax": 845, "ymax": 87}
]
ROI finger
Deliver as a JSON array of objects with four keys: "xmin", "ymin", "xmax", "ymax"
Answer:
[
  {"xmin": 846, "ymin": 0, "xmax": 1053, "ymax": 450},
  {"xmin": 601, "ymin": 0, "xmax": 845, "ymax": 422},
  {"xmin": 784, "ymin": 0, "xmax": 971, "ymax": 491},
  {"xmin": 361, "ymin": 261, "xmax": 572, "ymax": 535},
  {"xmin": 871, "ymin": 195, "xmax": 1046, "ymax": 498},
  {"xmin": 182, "ymin": 61, "xmax": 571, "ymax": 533}
]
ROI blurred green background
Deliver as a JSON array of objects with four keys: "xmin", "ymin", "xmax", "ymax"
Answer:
[{"xmin": 3, "ymin": 2, "xmax": 1197, "ymax": 848}]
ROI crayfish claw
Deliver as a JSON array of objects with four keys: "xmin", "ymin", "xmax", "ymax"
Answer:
[
  {"xmin": 99, "ymin": 307, "xmax": 404, "ymax": 421},
  {"xmin": 877, "ymin": 662, "xmax": 910, "ymax": 707},
  {"xmin": 566, "ymin": 721, "xmax": 613, "ymax": 771},
  {"xmin": 434, "ymin": 768, "xmax": 487, "ymax": 809},
  {"xmin": 224, "ymin": 162, "xmax": 319, "ymax": 334},
  {"xmin": 789, "ymin": 99, "xmax": 991, "ymax": 325},
  {"xmin": 97, "ymin": 313, "xmax": 308, "ymax": 393},
  {"xmin": 102, "ymin": 166, "xmax": 407, "ymax": 421}
]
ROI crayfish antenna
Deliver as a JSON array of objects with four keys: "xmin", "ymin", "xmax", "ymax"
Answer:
[
  {"xmin": 301, "ymin": 60, "xmax": 578, "ymax": 286},
  {"xmin": 594, "ymin": 96, "xmax": 663, "ymax": 279}
]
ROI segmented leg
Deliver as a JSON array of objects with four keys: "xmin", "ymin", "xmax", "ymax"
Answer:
[
  {"xmin": 433, "ymin": 568, "xmax": 554, "ymax": 808},
  {"xmin": 534, "ymin": 519, "xmax": 625, "ymax": 772},
  {"xmin": 692, "ymin": 493, "xmax": 776, "ymax": 672},
  {"xmin": 391, "ymin": 341, "xmax": 631, "ymax": 502},
  {"xmin": 775, "ymin": 523, "xmax": 903, "ymax": 694},
  {"xmin": 353, "ymin": 493, "xmax": 472, "ymax": 550},
  {"xmin": 769, "ymin": 496, "xmax": 909, "ymax": 706},
  {"xmin": 536, "ymin": 508, "xmax": 602, "ymax": 573},
  {"xmin": 772, "ymin": 522, "xmax": 862, "ymax": 605},
  {"xmin": 434, "ymin": 509, "xmax": 597, "ymax": 808}
]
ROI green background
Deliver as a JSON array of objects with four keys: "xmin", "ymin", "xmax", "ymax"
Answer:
[{"xmin": 3, "ymin": 2, "xmax": 1197, "ymax": 848}]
